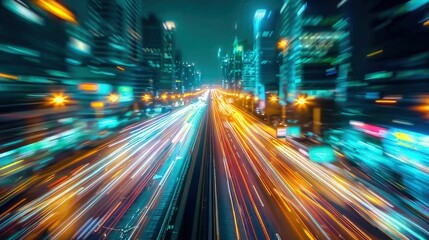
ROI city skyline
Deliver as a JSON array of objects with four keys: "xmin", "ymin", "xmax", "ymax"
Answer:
[{"xmin": 143, "ymin": 0, "xmax": 281, "ymax": 83}]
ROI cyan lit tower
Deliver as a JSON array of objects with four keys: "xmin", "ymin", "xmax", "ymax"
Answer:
[
  {"xmin": 142, "ymin": 14, "xmax": 163, "ymax": 68},
  {"xmin": 242, "ymin": 50, "xmax": 256, "ymax": 93},
  {"xmin": 161, "ymin": 21, "xmax": 176, "ymax": 92},
  {"xmin": 89, "ymin": 0, "xmax": 142, "ymax": 64},
  {"xmin": 253, "ymin": 9, "xmax": 279, "ymax": 110},
  {"xmin": 279, "ymin": 0, "xmax": 342, "ymax": 135},
  {"xmin": 174, "ymin": 51, "xmax": 184, "ymax": 93},
  {"xmin": 232, "ymin": 37, "xmax": 244, "ymax": 92},
  {"xmin": 182, "ymin": 62, "xmax": 195, "ymax": 92},
  {"xmin": 88, "ymin": 0, "xmax": 125, "ymax": 65},
  {"xmin": 220, "ymin": 55, "xmax": 233, "ymax": 90},
  {"xmin": 142, "ymin": 15, "xmax": 177, "ymax": 93}
]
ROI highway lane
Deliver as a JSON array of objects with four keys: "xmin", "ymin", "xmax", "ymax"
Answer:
[
  {"xmin": 211, "ymin": 89, "xmax": 429, "ymax": 239},
  {"xmin": 0, "ymin": 96, "xmax": 208, "ymax": 239}
]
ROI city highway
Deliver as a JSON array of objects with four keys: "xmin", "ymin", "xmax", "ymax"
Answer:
[
  {"xmin": 0, "ymin": 95, "xmax": 208, "ymax": 239},
  {"xmin": 211, "ymin": 89, "xmax": 429, "ymax": 240}
]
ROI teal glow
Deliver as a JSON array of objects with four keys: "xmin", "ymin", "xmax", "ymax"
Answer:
[
  {"xmin": 365, "ymin": 71, "xmax": 393, "ymax": 80},
  {"xmin": 384, "ymin": 128, "xmax": 429, "ymax": 155},
  {"xmin": 287, "ymin": 126, "xmax": 301, "ymax": 137},
  {"xmin": 0, "ymin": 44, "xmax": 40, "ymax": 57},
  {"xmin": 3, "ymin": 0, "xmax": 44, "ymax": 25},
  {"xmin": 297, "ymin": 3, "xmax": 307, "ymax": 16},
  {"xmin": 98, "ymin": 117, "xmax": 119, "ymax": 129},
  {"xmin": 309, "ymin": 145, "xmax": 335, "ymax": 163},
  {"xmin": 118, "ymin": 86, "xmax": 133, "ymax": 102},
  {"xmin": 255, "ymin": 9, "xmax": 267, "ymax": 20},
  {"xmin": 98, "ymin": 84, "xmax": 112, "ymax": 95}
]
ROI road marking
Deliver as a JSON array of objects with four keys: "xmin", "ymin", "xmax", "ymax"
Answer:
[{"xmin": 253, "ymin": 185, "xmax": 264, "ymax": 207}]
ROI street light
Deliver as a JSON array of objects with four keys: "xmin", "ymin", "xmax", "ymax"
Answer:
[
  {"xmin": 107, "ymin": 93, "xmax": 119, "ymax": 103},
  {"xmin": 270, "ymin": 95, "xmax": 278, "ymax": 103},
  {"xmin": 49, "ymin": 93, "xmax": 68, "ymax": 107},
  {"xmin": 296, "ymin": 97, "xmax": 307, "ymax": 106},
  {"xmin": 142, "ymin": 94, "xmax": 152, "ymax": 101},
  {"xmin": 277, "ymin": 38, "xmax": 289, "ymax": 51}
]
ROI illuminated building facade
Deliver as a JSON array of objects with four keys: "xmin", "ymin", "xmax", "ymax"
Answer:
[
  {"xmin": 253, "ymin": 9, "xmax": 279, "ymax": 110},
  {"xmin": 221, "ymin": 55, "xmax": 233, "ymax": 90},
  {"xmin": 231, "ymin": 38, "xmax": 245, "ymax": 92},
  {"xmin": 142, "ymin": 15, "xmax": 177, "ymax": 93},
  {"xmin": 337, "ymin": 0, "xmax": 429, "ymax": 203},
  {"xmin": 242, "ymin": 50, "xmax": 256, "ymax": 93},
  {"xmin": 88, "ymin": 0, "xmax": 124, "ymax": 65},
  {"xmin": 160, "ymin": 21, "xmax": 176, "ymax": 92},
  {"xmin": 279, "ymin": 0, "xmax": 342, "ymax": 134},
  {"xmin": 182, "ymin": 63, "xmax": 196, "ymax": 92},
  {"xmin": 142, "ymin": 14, "xmax": 163, "ymax": 73},
  {"xmin": 174, "ymin": 51, "xmax": 184, "ymax": 93}
]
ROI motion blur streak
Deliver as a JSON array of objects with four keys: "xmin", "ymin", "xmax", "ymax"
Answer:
[
  {"xmin": 0, "ymin": 92, "xmax": 208, "ymax": 239},
  {"xmin": 211, "ymin": 89, "xmax": 429, "ymax": 240}
]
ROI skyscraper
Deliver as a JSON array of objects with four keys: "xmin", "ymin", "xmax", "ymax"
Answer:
[
  {"xmin": 182, "ymin": 63, "xmax": 195, "ymax": 92},
  {"xmin": 231, "ymin": 37, "xmax": 245, "ymax": 92},
  {"xmin": 253, "ymin": 9, "xmax": 279, "ymax": 110},
  {"xmin": 242, "ymin": 50, "xmax": 256, "ymax": 93},
  {"xmin": 161, "ymin": 21, "xmax": 176, "ymax": 92},
  {"xmin": 142, "ymin": 14, "xmax": 163, "ymax": 70},
  {"xmin": 220, "ymin": 55, "xmax": 233, "ymax": 90},
  {"xmin": 174, "ymin": 51, "xmax": 184, "ymax": 93},
  {"xmin": 142, "ymin": 15, "xmax": 177, "ymax": 93},
  {"xmin": 88, "ymin": 0, "xmax": 125, "ymax": 65},
  {"xmin": 279, "ymin": 0, "xmax": 342, "ymax": 134}
]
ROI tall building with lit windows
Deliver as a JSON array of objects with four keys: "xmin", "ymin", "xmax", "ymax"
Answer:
[
  {"xmin": 336, "ymin": 0, "xmax": 429, "ymax": 204},
  {"xmin": 221, "ymin": 55, "xmax": 233, "ymax": 90},
  {"xmin": 142, "ymin": 15, "xmax": 177, "ymax": 92},
  {"xmin": 279, "ymin": 0, "xmax": 342, "ymax": 134},
  {"xmin": 231, "ymin": 38, "xmax": 245, "ymax": 92},
  {"xmin": 161, "ymin": 21, "xmax": 176, "ymax": 92},
  {"xmin": 242, "ymin": 50, "xmax": 256, "ymax": 93},
  {"xmin": 87, "ymin": 0, "xmax": 142, "ymax": 65},
  {"xmin": 253, "ymin": 9, "xmax": 279, "ymax": 110}
]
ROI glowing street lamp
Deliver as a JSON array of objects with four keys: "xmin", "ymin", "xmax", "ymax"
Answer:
[
  {"xmin": 270, "ymin": 95, "xmax": 279, "ymax": 102},
  {"xmin": 107, "ymin": 93, "xmax": 119, "ymax": 103},
  {"xmin": 161, "ymin": 94, "xmax": 168, "ymax": 100},
  {"xmin": 49, "ymin": 93, "xmax": 68, "ymax": 107},
  {"xmin": 142, "ymin": 94, "xmax": 152, "ymax": 101},
  {"xmin": 277, "ymin": 38, "xmax": 289, "ymax": 51},
  {"xmin": 296, "ymin": 97, "xmax": 307, "ymax": 106}
]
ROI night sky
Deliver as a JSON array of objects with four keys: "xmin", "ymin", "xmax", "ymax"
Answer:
[{"xmin": 143, "ymin": 0, "xmax": 281, "ymax": 84}]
